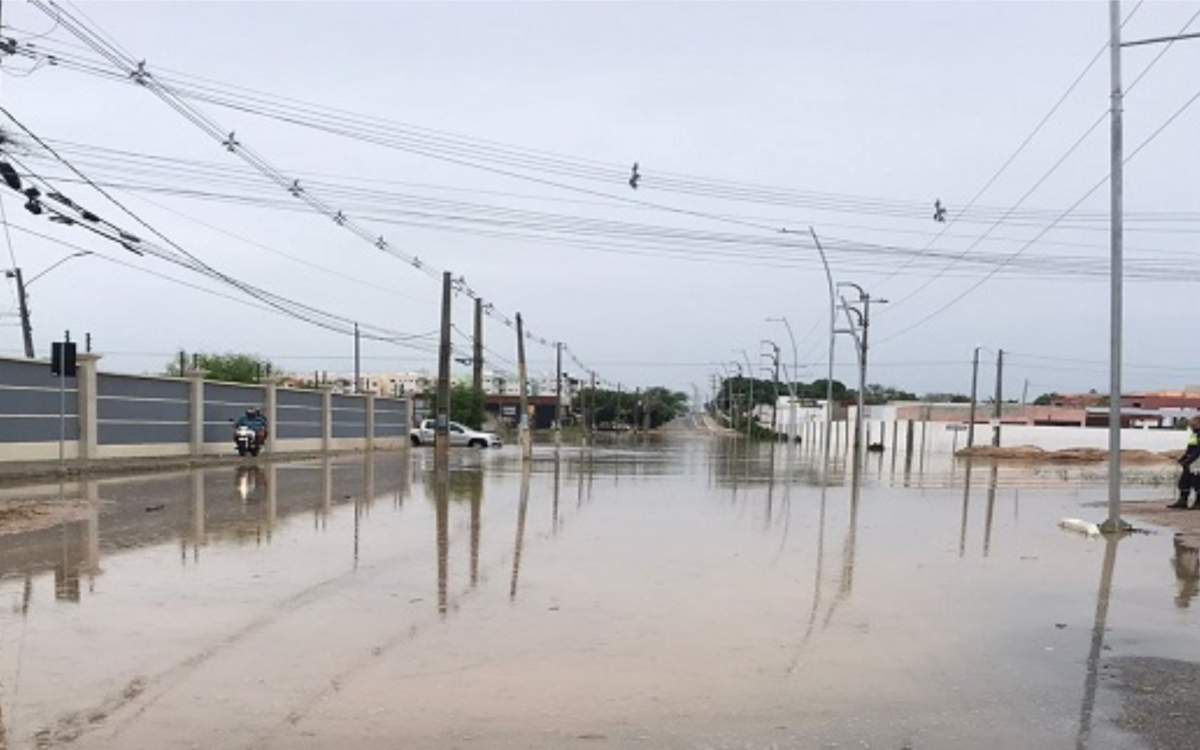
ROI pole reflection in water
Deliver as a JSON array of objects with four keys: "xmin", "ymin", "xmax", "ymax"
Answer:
[
  {"xmin": 470, "ymin": 477, "xmax": 482, "ymax": 588},
  {"xmin": 1076, "ymin": 532, "xmax": 1123, "ymax": 750},
  {"xmin": 435, "ymin": 467, "xmax": 449, "ymax": 618},
  {"xmin": 552, "ymin": 451, "xmax": 561, "ymax": 533},
  {"xmin": 320, "ymin": 457, "xmax": 333, "ymax": 529},
  {"xmin": 959, "ymin": 460, "xmax": 974, "ymax": 559},
  {"xmin": 765, "ymin": 444, "xmax": 776, "ymax": 528},
  {"xmin": 983, "ymin": 463, "xmax": 999, "ymax": 557},
  {"xmin": 510, "ymin": 462, "xmax": 532, "ymax": 601}
]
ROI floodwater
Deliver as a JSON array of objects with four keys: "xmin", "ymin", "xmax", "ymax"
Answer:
[{"xmin": 0, "ymin": 436, "xmax": 1197, "ymax": 749}]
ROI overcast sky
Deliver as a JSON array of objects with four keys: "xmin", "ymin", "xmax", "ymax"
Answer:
[{"xmin": 1, "ymin": 1, "xmax": 1198, "ymax": 401}]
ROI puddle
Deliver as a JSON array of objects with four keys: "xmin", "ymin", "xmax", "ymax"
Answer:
[{"xmin": 0, "ymin": 441, "xmax": 1194, "ymax": 748}]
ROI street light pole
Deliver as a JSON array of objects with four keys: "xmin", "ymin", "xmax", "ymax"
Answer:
[
  {"xmin": 5, "ymin": 251, "xmax": 92, "ymax": 360},
  {"xmin": 808, "ymin": 228, "xmax": 837, "ymax": 478}
]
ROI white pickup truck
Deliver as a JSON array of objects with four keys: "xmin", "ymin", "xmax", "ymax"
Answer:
[{"xmin": 410, "ymin": 419, "xmax": 503, "ymax": 448}]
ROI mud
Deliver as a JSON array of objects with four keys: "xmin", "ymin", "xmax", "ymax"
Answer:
[
  {"xmin": 0, "ymin": 499, "xmax": 97, "ymax": 535},
  {"xmin": 958, "ymin": 444, "xmax": 1174, "ymax": 463}
]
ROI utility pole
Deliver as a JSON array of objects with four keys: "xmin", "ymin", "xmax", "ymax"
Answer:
[
  {"xmin": 7, "ymin": 268, "xmax": 33, "ymax": 358},
  {"xmin": 556, "ymin": 338, "xmax": 566, "ymax": 432},
  {"xmin": 1106, "ymin": 0, "xmax": 1125, "ymax": 531},
  {"xmin": 762, "ymin": 340, "xmax": 781, "ymax": 438},
  {"xmin": 589, "ymin": 370, "xmax": 596, "ymax": 436},
  {"xmin": 967, "ymin": 346, "xmax": 980, "ymax": 450},
  {"xmin": 740, "ymin": 349, "xmax": 754, "ymax": 435},
  {"xmin": 992, "ymin": 349, "xmax": 1004, "ymax": 448},
  {"xmin": 435, "ymin": 272, "xmax": 452, "ymax": 465},
  {"xmin": 353, "ymin": 322, "xmax": 361, "ymax": 394},
  {"xmin": 473, "ymin": 297, "xmax": 483, "ymax": 394},
  {"xmin": 837, "ymin": 283, "xmax": 886, "ymax": 469},
  {"xmin": 516, "ymin": 313, "xmax": 531, "ymax": 459}
]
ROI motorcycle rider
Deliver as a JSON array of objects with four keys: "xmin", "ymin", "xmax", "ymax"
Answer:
[{"xmin": 234, "ymin": 408, "xmax": 269, "ymax": 451}]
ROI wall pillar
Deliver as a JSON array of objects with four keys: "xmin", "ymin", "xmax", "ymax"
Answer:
[
  {"xmin": 76, "ymin": 353, "xmax": 101, "ymax": 460},
  {"xmin": 365, "ymin": 392, "xmax": 376, "ymax": 451},
  {"xmin": 263, "ymin": 381, "xmax": 278, "ymax": 455},
  {"xmin": 188, "ymin": 370, "xmax": 207, "ymax": 455},
  {"xmin": 321, "ymin": 385, "xmax": 333, "ymax": 453}
]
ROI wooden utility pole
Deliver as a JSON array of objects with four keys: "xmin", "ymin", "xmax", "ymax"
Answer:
[
  {"xmin": 435, "ymin": 272, "xmax": 452, "ymax": 465},
  {"xmin": 516, "ymin": 313, "xmax": 531, "ymax": 459},
  {"xmin": 473, "ymin": 297, "xmax": 483, "ymax": 393}
]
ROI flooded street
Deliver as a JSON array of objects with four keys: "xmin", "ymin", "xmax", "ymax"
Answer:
[{"xmin": 1, "ymin": 437, "xmax": 1198, "ymax": 749}]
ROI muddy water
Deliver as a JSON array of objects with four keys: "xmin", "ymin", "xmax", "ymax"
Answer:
[{"xmin": 0, "ymin": 438, "xmax": 1196, "ymax": 749}]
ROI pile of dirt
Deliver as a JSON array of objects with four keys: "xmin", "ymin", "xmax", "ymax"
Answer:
[
  {"xmin": 957, "ymin": 445, "xmax": 1175, "ymax": 463},
  {"xmin": 0, "ymin": 500, "xmax": 93, "ymax": 535}
]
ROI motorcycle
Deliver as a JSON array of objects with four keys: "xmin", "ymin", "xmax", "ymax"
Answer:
[{"xmin": 234, "ymin": 424, "xmax": 261, "ymax": 457}]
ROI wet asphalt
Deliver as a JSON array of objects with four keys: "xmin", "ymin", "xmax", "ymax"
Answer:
[{"xmin": 0, "ymin": 437, "xmax": 1198, "ymax": 749}]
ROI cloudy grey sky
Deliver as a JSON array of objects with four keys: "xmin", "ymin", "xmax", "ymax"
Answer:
[{"xmin": 0, "ymin": 1, "xmax": 1197, "ymax": 401}]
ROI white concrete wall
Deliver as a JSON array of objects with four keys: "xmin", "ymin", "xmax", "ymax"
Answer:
[{"xmin": 869, "ymin": 419, "xmax": 1183, "ymax": 456}]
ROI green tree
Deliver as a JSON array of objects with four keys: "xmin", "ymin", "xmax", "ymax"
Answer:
[
  {"xmin": 165, "ymin": 351, "xmax": 275, "ymax": 384},
  {"xmin": 863, "ymin": 383, "xmax": 918, "ymax": 405},
  {"xmin": 430, "ymin": 382, "xmax": 485, "ymax": 429},
  {"xmin": 1033, "ymin": 392, "xmax": 1061, "ymax": 406},
  {"xmin": 577, "ymin": 386, "xmax": 688, "ymax": 429}
]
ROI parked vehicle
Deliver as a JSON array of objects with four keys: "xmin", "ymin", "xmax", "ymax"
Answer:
[
  {"xmin": 410, "ymin": 419, "xmax": 502, "ymax": 448},
  {"xmin": 234, "ymin": 424, "xmax": 261, "ymax": 457}
]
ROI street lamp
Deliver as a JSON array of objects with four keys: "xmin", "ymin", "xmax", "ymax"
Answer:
[{"xmin": 5, "ymin": 251, "xmax": 92, "ymax": 359}]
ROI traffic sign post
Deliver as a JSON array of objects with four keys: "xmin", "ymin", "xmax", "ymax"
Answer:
[{"xmin": 50, "ymin": 334, "xmax": 77, "ymax": 469}]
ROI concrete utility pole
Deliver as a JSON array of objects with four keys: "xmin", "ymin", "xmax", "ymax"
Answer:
[
  {"xmin": 435, "ymin": 272, "xmax": 452, "ymax": 465},
  {"xmin": 555, "ymin": 341, "xmax": 563, "ymax": 434},
  {"xmin": 762, "ymin": 340, "xmax": 781, "ymax": 437},
  {"xmin": 589, "ymin": 370, "xmax": 596, "ymax": 436},
  {"xmin": 1095, "ymin": 1, "xmax": 1200, "ymax": 531},
  {"xmin": 516, "ymin": 313, "xmax": 531, "ymax": 459},
  {"xmin": 7, "ymin": 268, "xmax": 33, "ymax": 358},
  {"xmin": 838, "ymin": 282, "xmax": 886, "ymax": 469},
  {"xmin": 766, "ymin": 317, "xmax": 799, "ymax": 442},
  {"xmin": 473, "ymin": 297, "xmax": 483, "ymax": 394},
  {"xmin": 353, "ymin": 322, "xmax": 361, "ymax": 394},
  {"xmin": 740, "ymin": 349, "xmax": 754, "ymax": 435},
  {"xmin": 992, "ymin": 349, "xmax": 1004, "ymax": 448},
  {"xmin": 967, "ymin": 346, "xmax": 981, "ymax": 450}
]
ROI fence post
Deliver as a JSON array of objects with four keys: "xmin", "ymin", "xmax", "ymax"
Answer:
[
  {"xmin": 263, "ymin": 380, "xmax": 277, "ymax": 455},
  {"xmin": 76, "ymin": 353, "xmax": 101, "ymax": 460},
  {"xmin": 365, "ymin": 392, "xmax": 376, "ymax": 451},
  {"xmin": 321, "ymin": 385, "xmax": 333, "ymax": 453},
  {"xmin": 188, "ymin": 370, "xmax": 207, "ymax": 455}
]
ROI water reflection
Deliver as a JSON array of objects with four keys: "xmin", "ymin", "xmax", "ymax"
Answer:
[
  {"xmin": 0, "ymin": 440, "xmax": 1193, "ymax": 749},
  {"xmin": 1076, "ymin": 533, "xmax": 1123, "ymax": 750},
  {"xmin": 510, "ymin": 463, "xmax": 532, "ymax": 601},
  {"xmin": 1172, "ymin": 536, "xmax": 1199, "ymax": 609}
]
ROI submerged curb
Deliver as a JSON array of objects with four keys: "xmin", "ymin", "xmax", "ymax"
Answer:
[{"xmin": 0, "ymin": 447, "xmax": 405, "ymax": 487}]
